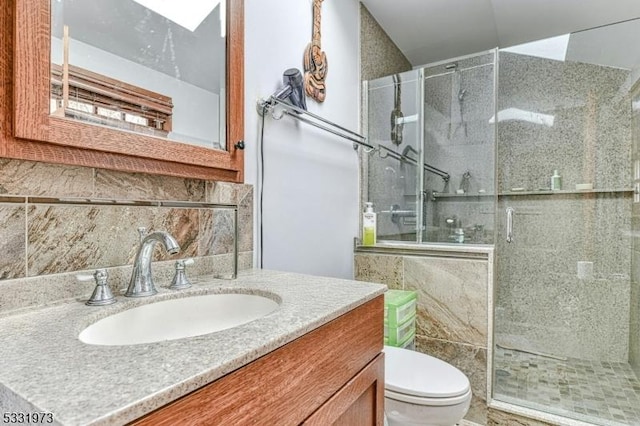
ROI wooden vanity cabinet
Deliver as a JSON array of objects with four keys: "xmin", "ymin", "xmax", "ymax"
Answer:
[{"xmin": 132, "ymin": 296, "xmax": 384, "ymax": 426}]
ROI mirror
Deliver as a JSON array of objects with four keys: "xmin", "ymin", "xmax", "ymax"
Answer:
[
  {"xmin": 13, "ymin": 0, "xmax": 244, "ymax": 182},
  {"xmin": 50, "ymin": 0, "xmax": 226, "ymax": 151}
]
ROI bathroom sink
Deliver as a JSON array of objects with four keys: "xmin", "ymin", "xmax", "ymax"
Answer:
[{"xmin": 78, "ymin": 293, "xmax": 280, "ymax": 346}]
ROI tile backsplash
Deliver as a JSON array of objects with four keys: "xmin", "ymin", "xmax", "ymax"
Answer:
[{"xmin": 0, "ymin": 159, "xmax": 253, "ymax": 309}]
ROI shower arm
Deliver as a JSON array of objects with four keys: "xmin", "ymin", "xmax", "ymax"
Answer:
[{"xmin": 377, "ymin": 145, "xmax": 450, "ymax": 182}]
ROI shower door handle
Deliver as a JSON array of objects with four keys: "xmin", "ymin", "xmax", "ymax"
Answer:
[{"xmin": 506, "ymin": 207, "xmax": 514, "ymax": 243}]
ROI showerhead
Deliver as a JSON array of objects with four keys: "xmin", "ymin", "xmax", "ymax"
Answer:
[{"xmin": 272, "ymin": 68, "xmax": 307, "ymax": 112}]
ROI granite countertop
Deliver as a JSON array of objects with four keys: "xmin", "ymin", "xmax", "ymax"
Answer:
[{"xmin": 0, "ymin": 269, "xmax": 386, "ymax": 426}]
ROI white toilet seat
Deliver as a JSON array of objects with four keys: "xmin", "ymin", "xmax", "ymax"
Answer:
[
  {"xmin": 385, "ymin": 387, "xmax": 472, "ymax": 407},
  {"xmin": 383, "ymin": 345, "xmax": 471, "ymax": 400}
]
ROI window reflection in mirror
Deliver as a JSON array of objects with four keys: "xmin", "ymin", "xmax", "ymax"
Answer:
[{"xmin": 50, "ymin": 0, "xmax": 226, "ymax": 150}]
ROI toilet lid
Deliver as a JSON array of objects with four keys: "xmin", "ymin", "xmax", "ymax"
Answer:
[{"xmin": 384, "ymin": 346, "xmax": 470, "ymax": 398}]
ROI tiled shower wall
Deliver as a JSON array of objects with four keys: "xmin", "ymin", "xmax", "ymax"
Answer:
[
  {"xmin": 360, "ymin": 4, "xmax": 411, "ymax": 82},
  {"xmin": 0, "ymin": 159, "xmax": 253, "ymax": 310},
  {"xmin": 354, "ymin": 250, "xmax": 492, "ymax": 425}
]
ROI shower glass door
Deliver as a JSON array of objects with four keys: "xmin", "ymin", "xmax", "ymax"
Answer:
[
  {"xmin": 363, "ymin": 52, "xmax": 497, "ymax": 246},
  {"xmin": 364, "ymin": 69, "xmax": 424, "ymax": 242},
  {"xmin": 421, "ymin": 51, "xmax": 496, "ymax": 244},
  {"xmin": 493, "ymin": 20, "xmax": 640, "ymax": 425}
]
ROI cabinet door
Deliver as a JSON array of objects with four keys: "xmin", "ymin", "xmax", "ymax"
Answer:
[
  {"xmin": 303, "ymin": 353, "xmax": 385, "ymax": 426},
  {"xmin": 130, "ymin": 297, "xmax": 384, "ymax": 426}
]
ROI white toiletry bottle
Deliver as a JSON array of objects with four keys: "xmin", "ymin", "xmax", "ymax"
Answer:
[
  {"xmin": 551, "ymin": 170, "xmax": 562, "ymax": 190},
  {"xmin": 362, "ymin": 202, "xmax": 377, "ymax": 246}
]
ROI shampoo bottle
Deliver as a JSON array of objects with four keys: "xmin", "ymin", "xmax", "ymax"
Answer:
[
  {"xmin": 551, "ymin": 170, "xmax": 562, "ymax": 190},
  {"xmin": 362, "ymin": 202, "xmax": 377, "ymax": 246}
]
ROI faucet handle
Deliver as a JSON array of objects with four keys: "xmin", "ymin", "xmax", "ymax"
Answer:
[
  {"xmin": 79, "ymin": 269, "xmax": 116, "ymax": 306},
  {"xmin": 169, "ymin": 258, "xmax": 194, "ymax": 290},
  {"xmin": 137, "ymin": 227, "xmax": 148, "ymax": 242}
]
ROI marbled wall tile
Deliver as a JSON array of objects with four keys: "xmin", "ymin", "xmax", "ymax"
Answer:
[
  {"xmin": 26, "ymin": 205, "xmax": 200, "ymax": 276},
  {"xmin": 156, "ymin": 208, "xmax": 200, "ymax": 259},
  {"xmin": 238, "ymin": 251, "xmax": 253, "ymax": 271},
  {"xmin": 207, "ymin": 251, "xmax": 253, "ymax": 277},
  {"xmin": 0, "ymin": 270, "xmax": 97, "ymax": 314},
  {"xmin": 134, "ymin": 253, "xmax": 253, "ymax": 291},
  {"xmin": 404, "ymin": 256, "xmax": 487, "ymax": 347},
  {"xmin": 353, "ymin": 254, "xmax": 403, "ymax": 287},
  {"xmin": 238, "ymin": 186, "xmax": 253, "ymax": 252},
  {"xmin": 415, "ymin": 335, "xmax": 487, "ymax": 425},
  {"xmin": 206, "ymin": 181, "xmax": 252, "ymax": 205},
  {"xmin": 487, "ymin": 408, "xmax": 554, "ymax": 426},
  {"xmin": 199, "ymin": 187, "xmax": 252, "ymax": 256},
  {"xmin": 0, "ymin": 159, "xmax": 93, "ymax": 197},
  {"xmin": 199, "ymin": 209, "xmax": 235, "ymax": 256},
  {"xmin": 153, "ymin": 252, "xmax": 252, "ymax": 282},
  {"xmin": 360, "ymin": 4, "xmax": 411, "ymax": 81},
  {"xmin": 0, "ymin": 204, "xmax": 26, "ymax": 280},
  {"xmin": 205, "ymin": 182, "xmax": 254, "ymax": 253},
  {"xmin": 27, "ymin": 204, "xmax": 149, "ymax": 275},
  {"xmin": 198, "ymin": 209, "xmax": 215, "ymax": 256},
  {"xmin": 94, "ymin": 169, "xmax": 205, "ymax": 201}
]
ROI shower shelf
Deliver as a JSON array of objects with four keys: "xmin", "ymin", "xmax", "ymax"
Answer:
[
  {"xmin": 498, "ymin": 188, "xmax": 634, "ymax": 197},
  {"xmin": 431, "ymin": 192, "xmax": 494, "ymax": 200},
  {"xmin": 431, "ymin": 188, "xmax": 634, "ymax": 200}
]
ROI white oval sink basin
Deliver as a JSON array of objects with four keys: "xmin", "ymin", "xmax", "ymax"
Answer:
[{"xmin": 79, "ymin": 293, "xmax": 280, "ymax": 346}]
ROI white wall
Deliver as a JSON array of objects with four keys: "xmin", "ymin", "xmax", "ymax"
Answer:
[{"xmin": 244, "ymin": 0, "xmax": 361, "ymax": 279}]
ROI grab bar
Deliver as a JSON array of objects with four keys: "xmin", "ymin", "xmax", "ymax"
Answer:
[{"xmin": 506, "ymin": 207, "xmax": 514, "ymax": 243}]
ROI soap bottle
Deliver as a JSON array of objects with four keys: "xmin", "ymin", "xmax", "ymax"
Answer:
[
  {"xmin": 551, "ymin": 170, "xmax": 562, "ymax": 190},
  {"xmin": 362, "ymin": 202, "xmax": 377, "ymax": 246}
]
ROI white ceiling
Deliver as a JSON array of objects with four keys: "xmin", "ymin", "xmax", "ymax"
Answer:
[{"xmin": 360, "ymin": 0, "xmax": 640, "ymax": 66}]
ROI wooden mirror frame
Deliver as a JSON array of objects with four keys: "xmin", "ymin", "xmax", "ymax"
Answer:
[{"xmin": 11, "ymin": 0, "xmax": 244, "ymax": 182}]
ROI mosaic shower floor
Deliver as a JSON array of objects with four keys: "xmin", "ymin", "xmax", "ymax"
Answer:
[{"xmin": 494, "ymin": 347, "xmax": 640, "ymax": 426}]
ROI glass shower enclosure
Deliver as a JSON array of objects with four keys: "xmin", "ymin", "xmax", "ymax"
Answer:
[
  {"xmin": 362, "ymin": 51, "xmax": 496, "ymax": 246},
  {"xmin": 363, "ymin": 17, "xmax": 640, "ymax": 426},
  {"xmin": 493, "ymin": 20, "xmax": 640, "ymax": 426}
]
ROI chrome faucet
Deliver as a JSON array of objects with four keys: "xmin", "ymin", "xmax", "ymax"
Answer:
[{"xmin": 125, "ymin": 229, "xmax": 180, "ymax": 297}]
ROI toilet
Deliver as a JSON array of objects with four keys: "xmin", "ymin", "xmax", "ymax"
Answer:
[{"xmin": 384, "ymin": 345, "xmax": 472, "ymax": 426}]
